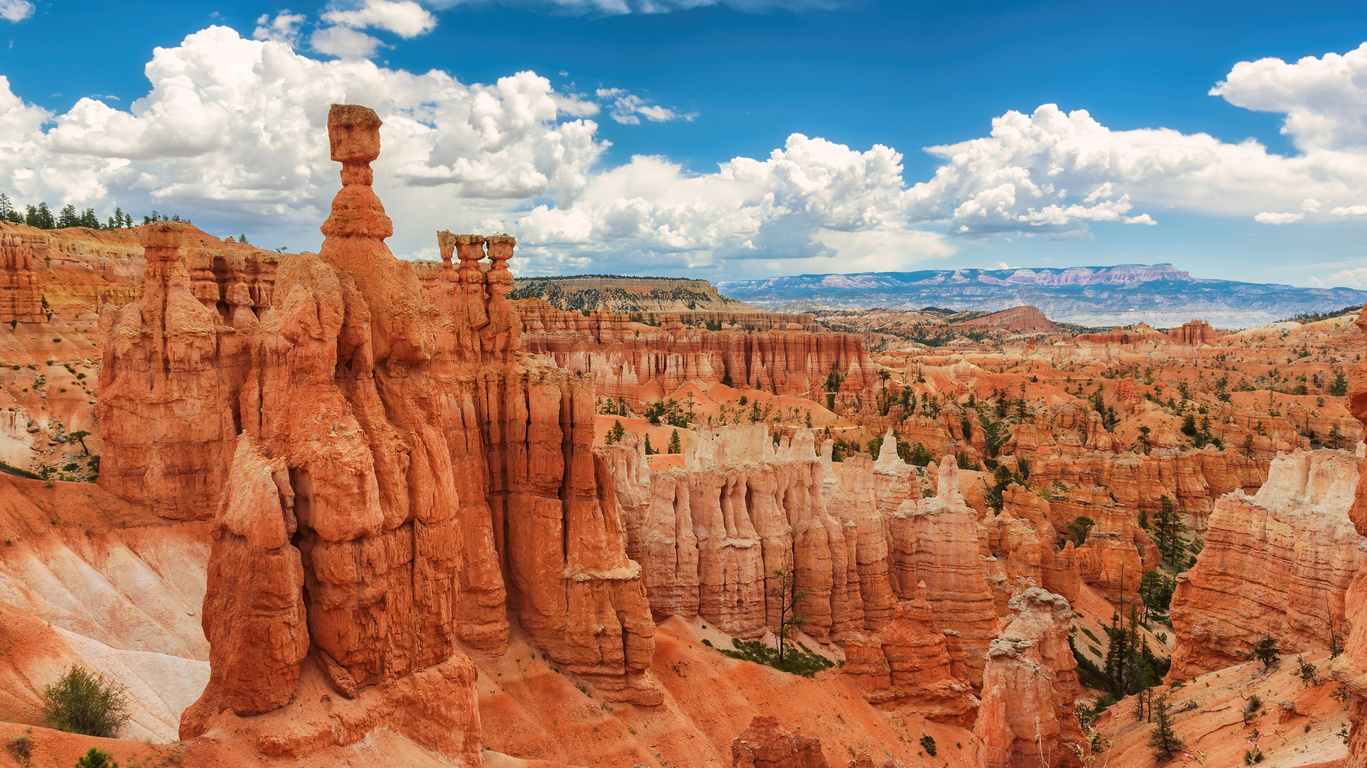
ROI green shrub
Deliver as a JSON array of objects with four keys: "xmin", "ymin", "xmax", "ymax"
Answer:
[
  {"xmin": 6, "ymin": 731, "xmax": 31, "ymax": 765},
  {"xmin": 41, "ymin": 666, "xmax": 129, "ymax": 738},
  {"xmin": 920, "ymin": 734, "xmax": 937, "ymax": 756},
  {"xmin": 75, "ymin": 748, "xmax": 119, "ymax": 768},
  {"xmin": 714, "ymin": 637, "xmax": 834, "ymax": 678}
]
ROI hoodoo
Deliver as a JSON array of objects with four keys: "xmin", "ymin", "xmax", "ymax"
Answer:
[{"xmin": 94, "ymin": 105, "xmax": 662, "ymax": 762}]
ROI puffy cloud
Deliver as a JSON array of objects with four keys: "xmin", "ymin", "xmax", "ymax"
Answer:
[
  {"xmin": 595, "ymin": 88, "xmax": 694, "ymax": 125},
  {"xmin": 1, "ymin": 26, "xmax": 605, "ymax": 258},
  {"xmin": 0, "ymin": 0, "xmax": 33, "ymax": 23},
  {"xmin": 321, "ymin": 0, "xmax": 437, "ymax": 38},
  {"xmin": 504, "ymin": 134, "xmax": 949, "ymax": 275},
  {"xmin": 1211, "ymin": 43, "xmax": 1367, "ymax": 152},
  {"xmin": 253, "ymin": 11, "xmax": 307, "ymax": 46},
  {"xmin": 310, "ymin": 25, "xmax": 384, "ymax": 58},
  {"xmin": 309, "ymin": 0, "xmax": 437, "ymax": 59},
  {"xmin": 904, "ymin": 99, "xmax": 1367, "ymax": 238},
  {"xmin": 1332, "ymin": 204, "xmax": 1367, "ymax": 217},
  {"xmin": 1254, "ymin": 211, "xmax": 1304, "ymax": 225}
]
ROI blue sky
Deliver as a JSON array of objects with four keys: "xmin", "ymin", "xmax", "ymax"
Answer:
[{"xmin": 2, "ymin": 0, "xmax": 1367, "ymax": 287}]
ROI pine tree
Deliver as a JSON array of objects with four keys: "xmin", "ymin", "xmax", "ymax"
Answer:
[
  {"xmin": 1151, "ymin": 496, "xmax": 1188, "ymax": 566},
  {"xmin": 668, "ymin": 429, "xmax": 681, "ymax": 455},
  {"xmin": 1147, "ymin": 694, "xmax": 1185, "ymax": 762},
  {"xmin": 1253, "ymin": 631, "xmax": 1281, "ymax": 671},
  {"xmin": 0, "ymin": 193, "xmax": 13, "ymax": 221},
  {"xmin": 606, "ymin": 419, "xmax": 625, "ymax": 445},
  {"xmin": 644, "ymin": 434, "xmax": 655, "ymax": 455},
  {"xmin": 57, "ymin": 203, "xmax": 79, "ymax": 228},
  {"xmin": 771, "ymin": 567, "xmax": 807, "ymax": 668},
  {"xmin": 238, "ymin": 233, "xmax": 248, "ymax": 244}
]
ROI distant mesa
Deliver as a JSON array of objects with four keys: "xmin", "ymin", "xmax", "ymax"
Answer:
[{"xmin": 718, "ymin": 264, "xmax": 1367, "ymax": 329}]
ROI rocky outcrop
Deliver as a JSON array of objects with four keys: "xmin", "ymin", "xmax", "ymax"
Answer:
[
  {"xmin": 1171, "ymin": 448, "xmax": 1363, "ymax": 680},
  {"xmin": 518, "ymin": 299, "xmax": 884, "ymax": 414},
  {"xmin": 96, "ymin": 104, "xmax": 662, "ymax": 761},
  {"xmin": 1329, "ymin": 308, "xmax": 1367, "ymax": 768},
  {"xmin": 0, "ymin": 233, "xmax": 43, "ymax": 323},
  {"xmin": 606, "ymin": 425, "xmax": 873, "ymax": 642},
  {"xmin": 1029, "ymin": 445, "xmax": 1270, "ymax": 527},
  {"xmin": 731, "ymin": 716, "xmax": 829, "ymax": 768},
  {"xmin": 890, "ymin": 459, "xmax": 1001, "ymax": 686},
  {"xmin": 974, "ymin": 589, "xmax": 1081, "ymax": 768},
  {"xmin": 1167, "ymin": 319, "xmax": 1220, "ymax": 346},
  {"xmin": 96, "ymin": 221, "xmax": 245, "ymax": 520},
  {"xmin": 181, "ymin": 434, "xmax": 307, "ymax": 729},
  {"xmin": 949, "ymin": 306, "xmax": 1061, "ymax": 333},
  {"xmin": 841, "ymin": 585, "xmax": 979, "ymax": 725}
]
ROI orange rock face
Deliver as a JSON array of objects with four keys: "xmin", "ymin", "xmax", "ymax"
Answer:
[
  {"xmin": 840, "ymin": 585, "xmax": 979, "ymax": 725},
  {"xmin": 973, "ymin": 588, "xmax": 1081, "ymax": 768},
  {"xmin": 891, "ymin": 459, "xmax": 1001, "ymax": 686},
  {"xmin": 731, "ymin": 716, "xmax": 829, "ymax": 768},
  {"xmin": 0, "ymin": 233, "xmax": 43, "ymax": 323},
  {"xmin": 1329, "ymin": 306, "xmax": 1367, "ymax": 768},
  {"xmin": 1166, "ymin": 319, "xmax": 1220, "ymax": 345},
  {"xmin": 1170, "ymin": 448, "xmax": 1362, "ymax": 681},
  {"xmin": 93, "ymin": 104, "xmax": 664, "ymax": 761},
  {"xmin": 519, "ymin": 299, "xmax": 884, "ymax": 414}
]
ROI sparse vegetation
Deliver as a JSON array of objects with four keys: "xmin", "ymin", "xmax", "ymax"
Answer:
[{"xmin": 41, "ymin": 665, "xmax": 129, "ymax": 739}]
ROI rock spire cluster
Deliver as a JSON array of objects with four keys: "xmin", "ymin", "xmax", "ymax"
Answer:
[{"xmin": 97, "ymin": 105, "xmax": 660, "ymax": 762}]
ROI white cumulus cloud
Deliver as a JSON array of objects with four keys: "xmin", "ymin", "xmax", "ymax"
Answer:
[
  {"xmin": 0, "ymin": 27, "xmax": 605, "ymax": 258},
  {"xmin": 253, "ymin": 11, "xmax": 307, "ymax": 47},
  {"xmin": 310, "ymin": 25, "xmax": 384, "ymax": 58},
  {"xmin": 903, "ymin": 98, "xmax": 1367, "ymax": 238},
  {"xmin": 0, "ymin": 0, "xmax": 33, "ymax": 23},
  {"xmin": 1254, "ymin": 211, "xmax": 1304, "ymax": 225},
  {"xmin": 321, "ymin": 0, "xmax": 437, "ymax": 37},
  {"xmin": 595, "ymin": 88, "xmax": 694, "ymax": 125}
]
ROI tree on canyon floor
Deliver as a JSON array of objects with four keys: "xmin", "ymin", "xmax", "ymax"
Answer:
[
  {"xmin": 1138, "ymin": 569, "xmax": 1176, "ymax": 623},
  {"xmin": 668, "ymin": 429, "xmax": 682, "ymax": 454},
  {"xmin": 772, "ymin": 567, "xmax": 807, "ymax": 667},
  {"xmin": 1252, "ymin": 632, "xmax": 1282, "ymax": 672},
  {"xmin": 1148, "ymin": 693, "xmax": 1186, "ymax": 763},
  {"xmin": 1151, "ymin": 496, "xmax": 1190, "ymax": 568},
  {"xmin": 605, "ymin": 419, "xmax": 626, "ymax": 445}
]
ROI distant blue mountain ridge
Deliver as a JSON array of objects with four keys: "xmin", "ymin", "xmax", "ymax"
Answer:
[{"xmin": 715, "ymin": 264, "xmax": 1367, "ymax": 329}]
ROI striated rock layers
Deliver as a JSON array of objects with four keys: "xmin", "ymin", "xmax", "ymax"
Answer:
[
  {"xmin": 1329, "ymin": 307, "xmax": 1367, "ymax": 768},
  {"xmin": 1170, "ymin": 448, "xmax": 1362, "ymax": 681},
  {"xmin": 841, "ymin": 584, "xmax": 979, "ymax": 725},
  {"xmin": 518, "ymin": 298, "xmax": 884, "ymax": 414},
  {"xmin": 602, "ymin": 424, "xmax": 1002, "ymax": 687},
  {"xmin": 0, "ymin": 233, "xmax": 43, "ymax": 323},
  {"xmin": 974, "ymin": 589, "xmax": 1081, "ymax": 768},
  {"xmin": 99, "ymin": 105, "xmax": 659, "ymax": 762},
  {"xmin": 1029, "ymin": 444, "xmax": 1269, "ymax": 526}
]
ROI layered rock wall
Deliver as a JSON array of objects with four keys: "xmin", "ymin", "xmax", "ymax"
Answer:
[
  {"xmin": 0, "ymin": 233, "xmax": 43, "ymax": 323},
  {"xmin": 1171, "ymin": 448, "xmax": 1363, "ymax": 680},
  {"xmin": 1329, "ymin": 308, "xmax": 1367, "ymax": 768},
  {"xmin": 518, "ymin": 299, "xmax": 883, "ymax": 413}
]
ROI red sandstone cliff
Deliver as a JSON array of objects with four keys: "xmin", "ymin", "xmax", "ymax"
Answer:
[
  {"xmin": 0, "ymin": 233, "xmax": 43, "ymax": 323},
  {"xmin": 517, "ymin": 299, "xmax": 884, "ymax": 414},
  {"xmin": 1170, "ymin": 448, "xmax": 1362, "ymax": 680}
]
